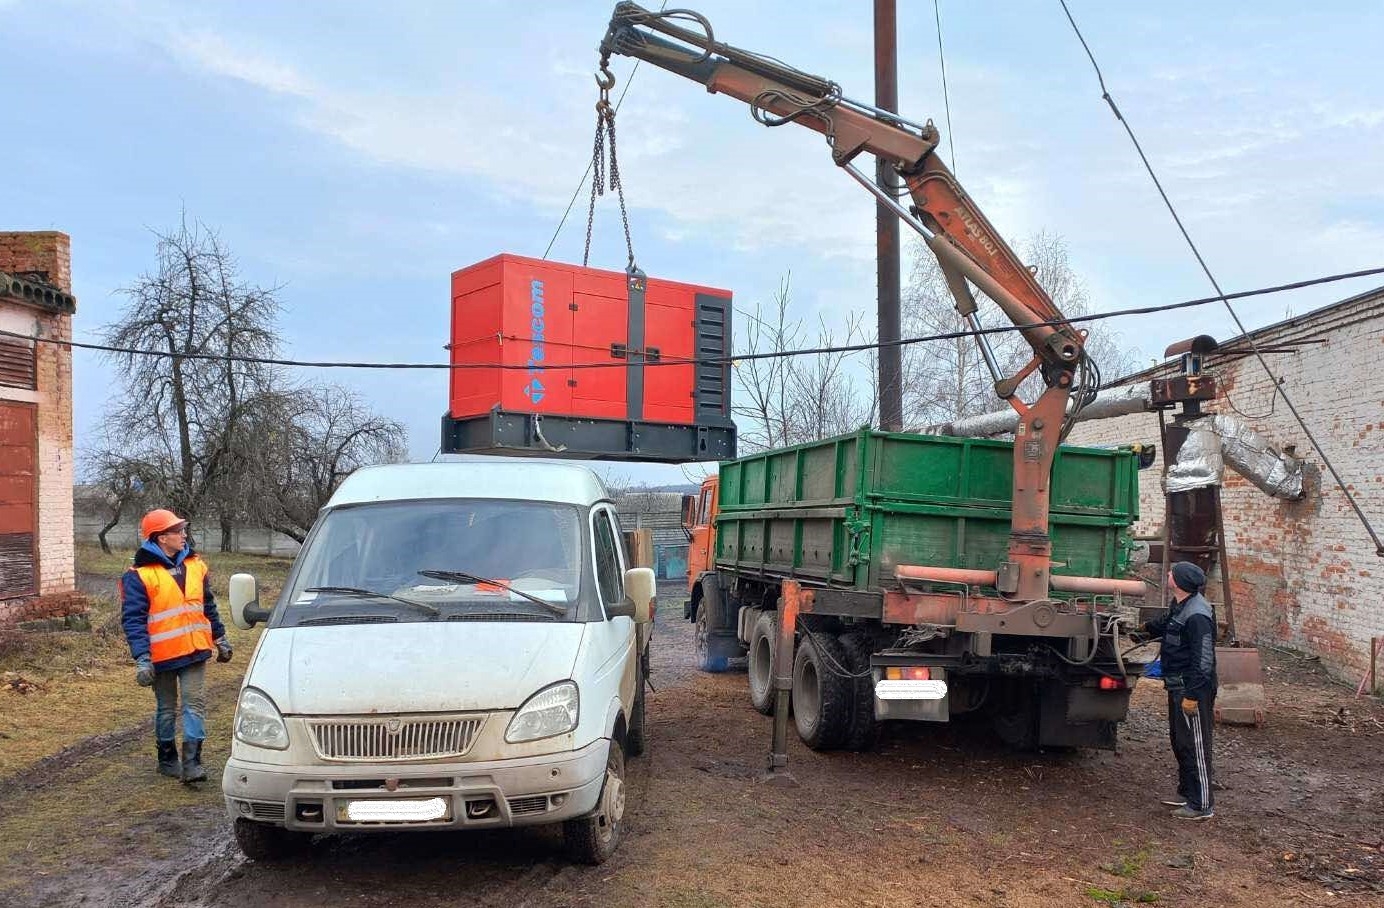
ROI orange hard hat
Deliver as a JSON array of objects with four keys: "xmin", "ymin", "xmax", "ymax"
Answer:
[{"xmin": 141, "ymin": 509, "xmax": 187, "ymax": 539}]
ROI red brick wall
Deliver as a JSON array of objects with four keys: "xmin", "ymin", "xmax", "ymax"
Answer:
[
  {"xmin": 0, "ymin": 232, "xmax": 72, "ymax": 291},
  {"xmin": 1066, "ymin": 292, "xmax": 1384, "ymax": 682},
  {"xmin": 0, "ymin": 231, "xmax": 77, "ymax": 621}
]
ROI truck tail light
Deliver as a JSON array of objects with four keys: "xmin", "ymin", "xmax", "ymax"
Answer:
[
  {"xmin": 884, "ymin": 666, "xmax": 931, "ymax": 681},
  {"xmin": 1098, "ymin": 676, "xmax": 1127, "ymax": 691}
]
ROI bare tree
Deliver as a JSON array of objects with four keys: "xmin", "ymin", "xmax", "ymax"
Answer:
[
  {"xmin": 733, "ymin": 274, "xmax": 875, "ymax": 452},
  {"xmin": 95, "ymin": 215, "xmax": 281, "ymax": 535},
  {"xmin": 901, "ymin": 231, "xmax": 1141, "ymax": 428},
  {"xmin": 81, "ymin": 449, "xmax": 160, "ymax": 554},
  {"xmin": 241, "ymin": 385, "xmax": 407, "ymax": 542},
  {"xmin": 88, "ymin": 214, "xmax": 406, "ymax": 550}
]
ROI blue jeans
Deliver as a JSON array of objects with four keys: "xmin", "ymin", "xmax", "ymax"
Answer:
[{"xmin": 153, "ymin": 661, "xmax": 206, "ymax": 742}]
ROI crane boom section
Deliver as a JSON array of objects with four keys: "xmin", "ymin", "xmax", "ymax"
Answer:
[{"xmin": 601, "ymin": 2, "xmax": 1082, "ymax": 371}]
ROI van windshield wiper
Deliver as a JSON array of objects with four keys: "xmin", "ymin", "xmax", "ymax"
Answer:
[
  {"xmin": 302, "ymin": 586, "xmax": 440, "ymax": 617},
  {"xmin": 416, "ymin": 570, "xmax": 567, "ymax": 615}
]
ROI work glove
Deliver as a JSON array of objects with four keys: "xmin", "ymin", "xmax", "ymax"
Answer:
[
  {"xmin": 1181, "ymin": 697, "xmax": 1200, "ymax": 716},
  {"xmin": 214, "ymin": 637, "xmax": 233, "ymax": 663},
  {"xmin": 135, "ymin": 656, "xmax": 155, "ymax": 687}
]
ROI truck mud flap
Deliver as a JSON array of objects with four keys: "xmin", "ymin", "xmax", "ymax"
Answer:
[{"xmin": 1037, "ymin": 683, "xmax": 1125, "ymax": 750}]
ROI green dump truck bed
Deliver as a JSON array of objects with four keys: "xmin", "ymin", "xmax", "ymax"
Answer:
[{"xmin": 715, "ymin": 428, "xmax": 1140, "ymax": 591}]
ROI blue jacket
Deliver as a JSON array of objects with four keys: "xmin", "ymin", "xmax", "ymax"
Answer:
[
  {"xmin": 120, "ymin": 541, "xmax": 227, "ymax": 673},
  {"xmin": 1144, "ymin": 592, "xmax": 1217, "ymax": 698}
]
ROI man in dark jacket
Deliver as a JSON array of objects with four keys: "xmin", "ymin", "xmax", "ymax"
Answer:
[
  {"xmin": 1143, "ymin": 560, "xmax": 1218, "ymax": 820},
  {"xmin": 120, "ymin": 509, "xmax": 233, "ymax": 782}
]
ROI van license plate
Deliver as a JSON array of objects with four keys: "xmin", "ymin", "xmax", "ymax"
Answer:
[{"xmin": 341, "ymin": 797, "xmax": 450, "ymax": 823}]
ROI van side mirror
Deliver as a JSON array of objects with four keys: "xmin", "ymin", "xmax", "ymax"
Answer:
[
  {"xmin": 607, "ymin": 567, "xmax": 655, "ymax": 623},
  {"xmin": 229, "ymin": 573, "xmax": 272, "ymax": 629}
]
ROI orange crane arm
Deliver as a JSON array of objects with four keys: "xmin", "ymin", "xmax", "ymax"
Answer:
[{"xmin": 600, "ymin": 3, "xmax": 1096, "ymax": 599}]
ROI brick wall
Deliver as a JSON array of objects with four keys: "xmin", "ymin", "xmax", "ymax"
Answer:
[
  {"xmin": 1065, "ymin": 290, "xmax": 1384, "ymax": 682},
  {"xmin": 0, "ymin": 231, "xmax": 78, "ymax": 621}
]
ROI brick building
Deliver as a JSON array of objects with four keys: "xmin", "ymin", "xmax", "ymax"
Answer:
[
  {"xmin": 0, "ymin": 231, "xmax": 80, "ymax": 623},
  {"xmin": 1065, "ymin": 287, "xmax": 1384, "ymax": 682}
]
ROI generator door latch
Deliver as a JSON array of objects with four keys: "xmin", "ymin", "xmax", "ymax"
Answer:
[
  {"xmin": 610, "ymin": 343, "xmax": 627, "ymax": 359},
  {"xmin": 645, "ymin": 347, "xmax": 660, "ymax": 363}
]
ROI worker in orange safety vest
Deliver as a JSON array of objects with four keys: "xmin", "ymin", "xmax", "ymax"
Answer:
[{"xmin": 120, "ymin": 509, "xmax": 233, "ymax": 782}]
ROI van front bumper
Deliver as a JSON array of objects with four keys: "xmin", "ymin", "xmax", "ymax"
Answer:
[{"xmin": 222, "ymin": 739, "xmax": 608, "ymax": 832}]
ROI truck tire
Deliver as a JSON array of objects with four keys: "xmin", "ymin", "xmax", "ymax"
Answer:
[
  {"xmin": 792, "ymin": 631, "xmax": 852, "ymax": 751},
  {"xmin": 694, "ymin": 603, "xmax": 730, "ymax": 673},
  {"xmin": 564, "ymin": 739, "xmax": 627, "ymax": 865},
  {"xmin": 747, "ymin": 611, "xmax": 778, "ymax": 715},
  {"xmin": 232, "ymin": 819, "xmax": 310, "ymax": 862},
  {"xmin": 838, "ymin": 632, "xmax": 879, "ymax": 752}
]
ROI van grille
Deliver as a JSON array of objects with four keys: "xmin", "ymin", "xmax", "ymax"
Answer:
[
  {"xmin": 307, "ymin": 716, "xmax": 484, "ymax": 762},
  {"xmin": 248, "ymin": 801, "xmax": 286, "ymax": 821},
  {"xmin": 507, "ymin": 795, "xmax": 549, "ymax": 816}
]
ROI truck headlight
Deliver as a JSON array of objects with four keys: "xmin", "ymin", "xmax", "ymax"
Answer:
[
  {"xmin": 234, "ymin": 688, "xmax": 290, "ymax": 750},
  {"xmin": 505, "ymin": 681, "xmax": 579, "ymax": 743}
]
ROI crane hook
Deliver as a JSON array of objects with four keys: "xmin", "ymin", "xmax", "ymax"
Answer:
[{"xmin": 595, "ymin": 67, "xmax": 616, "ymax": 93}]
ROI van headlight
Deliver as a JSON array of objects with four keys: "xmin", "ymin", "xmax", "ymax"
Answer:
[
  {"xmin": 505, "ymin": 681, "xmax": 579, "ymax": 743},
  {"xmin": 234, "ymin": 688, "xmax": 290, "ymax": 750}
]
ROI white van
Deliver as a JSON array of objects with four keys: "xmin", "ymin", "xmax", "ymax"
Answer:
[{"xmin": 221, "ymin": 460, "xmax": 653, "ymax": 865}]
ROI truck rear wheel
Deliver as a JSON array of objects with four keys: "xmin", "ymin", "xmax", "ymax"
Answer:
[
  {"xmin": 792, "ymin": 631, "xmax": 852, "ymax": 750},
  {"xmin": 694, "ymin": 603, "xmax": 729, "ymax": 673},
  {"xmin": 838, "ymin": 632, "xmax": 879, "ymax": 751},
  {"xmin": 747, "ymin": 611, "xmax": 778, "ymax": 715}
]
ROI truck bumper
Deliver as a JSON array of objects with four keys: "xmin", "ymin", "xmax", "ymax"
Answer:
[{"xmin": 222, "ymin": 739, "xmax": 608, "ymax": 833}]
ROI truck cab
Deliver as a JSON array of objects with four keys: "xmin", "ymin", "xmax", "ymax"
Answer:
[
  {"xmin": 222, "ymin": 460, "xmax": 654, "ymax": 865},
  {"xmin": 681, "ymin": 475, "xmax": 743, "ymax": 673}
]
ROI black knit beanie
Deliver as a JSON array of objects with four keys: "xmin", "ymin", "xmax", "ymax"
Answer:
[{"xmin": 1171, "ymin": 561, "xmax": 1206, "ymax": 594}]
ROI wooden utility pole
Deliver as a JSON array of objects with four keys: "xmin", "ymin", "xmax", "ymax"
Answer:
[{"xmin": 875, "ymin": 0, "xmax": 903, "ymax": 431}]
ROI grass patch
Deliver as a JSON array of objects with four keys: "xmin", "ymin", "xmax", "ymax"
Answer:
[
  {"xmin": 0, "ymin": 544, "xmax": 293, "ymax": 778},
  {"xmin": 1087, "ymin": 887, "xmax": 1159, "ymax": 904},
  {"xmin": 1101, "ymin": 847, "xmax": 1150, "ymax": 878},
  {"xmin": 659, "ymin": 888, "xmax": 731, "ymax": 908}
]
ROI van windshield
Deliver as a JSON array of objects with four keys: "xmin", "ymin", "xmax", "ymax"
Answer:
[{"xmin": 280, "ymin": 499, "xmax": 584, "ymax": 625}]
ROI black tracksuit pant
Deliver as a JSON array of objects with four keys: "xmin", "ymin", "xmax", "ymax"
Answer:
[{"xmin": 1167, "ymin": 690, "xmax": 1215, "ymax": 810}]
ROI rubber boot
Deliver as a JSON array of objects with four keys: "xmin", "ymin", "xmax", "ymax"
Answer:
[
  {"xmin": 181, "ymin": 739, "xmax": 207, "ymax": 783},
  {"xmin": 156, "ymin": 740, "xmax": 181, "ymax": 778}
]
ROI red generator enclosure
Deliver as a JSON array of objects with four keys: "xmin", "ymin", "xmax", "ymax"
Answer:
[{"xmin": 443, "ymin": 254, "xmax": 735, "ymax": 462}]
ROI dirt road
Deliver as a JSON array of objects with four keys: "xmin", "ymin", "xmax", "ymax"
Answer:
[{"xmin": 5, "ymin": 585, "xmax": 1382, "ymax": 907}]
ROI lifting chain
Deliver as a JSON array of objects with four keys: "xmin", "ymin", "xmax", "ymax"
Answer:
[{"xmin": 583, "ymin": 58, "xmax": 638, "ymax": 272}]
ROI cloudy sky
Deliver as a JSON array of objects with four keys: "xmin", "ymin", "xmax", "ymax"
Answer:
[{"xmin": 4, "ymin": 0, "xmax": 1382, "ymax": 486}]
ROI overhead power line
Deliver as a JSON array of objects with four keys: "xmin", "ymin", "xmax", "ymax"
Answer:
[
  {"xmin": 1058, "ymin": 0, "xmax": 1383, "ymax": 557},
  {"xmin": 6, "ymin": 264, "xmax": 1382, "ymax": 371},
  {"xmin": 933, "ymin": 0, "xmax": 957, "ymax": 173}
]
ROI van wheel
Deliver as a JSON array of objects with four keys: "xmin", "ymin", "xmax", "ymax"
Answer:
[
  {"xmin": 233, "ymin": 819, "xmax": 310, "ymax": 862},
  {"xmin": 747, "ymin": 611, "xmax": 778, "ymax": 715},
  {"xmin": 695, "ymin": 604, "xmax": 729, "ymax": 673},
  {"xmin": 626, "ymin": 674, "xmax": 648, "ymax": 757},
  {"xmin": 792, "ymin": 631, "xmax": 852, "ymax": 751},
  {"xmin": 838, "ymin": 632, "xmax": 879, "ymax": 752},
  {"xmin": 564, "ymin": 739, "xmax": 626, "ymax": 865}
]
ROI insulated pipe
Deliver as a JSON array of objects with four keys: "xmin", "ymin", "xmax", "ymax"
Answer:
[
  {"xmin": 926, "ymin": 383, "xmax": 1155, "ymax": 437},
  {"xmin": 895, "ymin": 565, "xmax": 996, "ymax": 586},
  {"xmin": 895, "ymin": 565, "xmax": 1148, "ymax": 598},
  {"xmin": 1049, "ymin": 575, "xmax": 1148, "ymax": 597}
]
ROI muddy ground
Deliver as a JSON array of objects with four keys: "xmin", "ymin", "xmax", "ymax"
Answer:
[{"xmin": 3, "ymin": 582, "xmax": 1382, "ymax": 908}]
